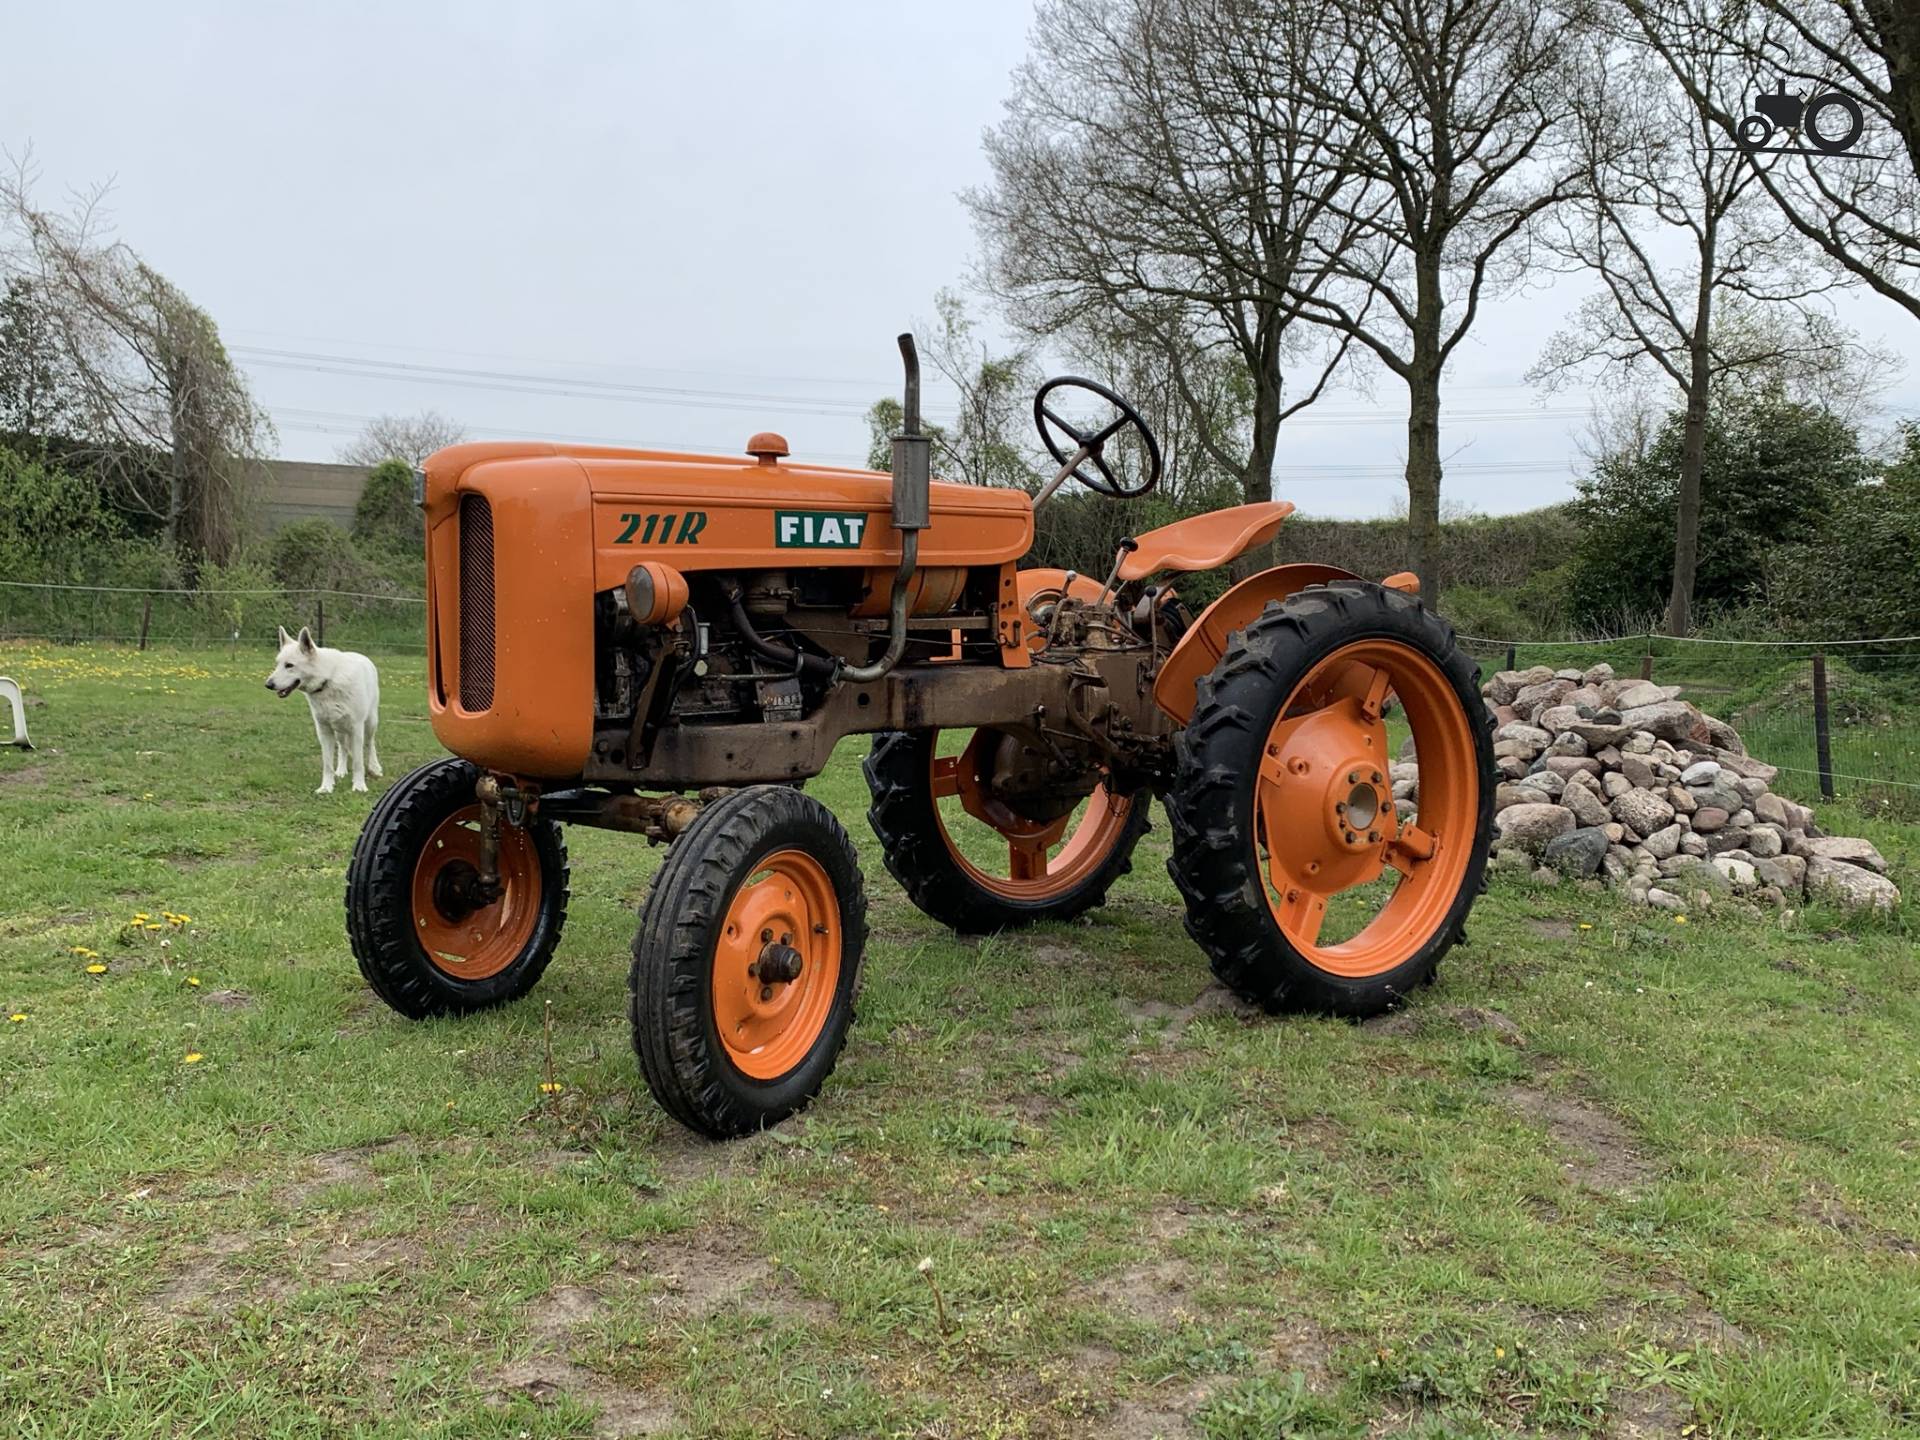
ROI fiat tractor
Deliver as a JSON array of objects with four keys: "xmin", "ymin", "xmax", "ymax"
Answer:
[{"xmin": 346, "ymin": 337, "xmax": 1495, "ymax": 1138}]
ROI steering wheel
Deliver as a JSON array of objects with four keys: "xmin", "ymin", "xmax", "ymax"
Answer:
[{"xmin": 1032, "ymin": 376, "xmax": 1163, "ymax": 499}]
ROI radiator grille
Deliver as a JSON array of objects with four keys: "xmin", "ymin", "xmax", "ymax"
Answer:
[{"xmin": 458, "ymin": 494, "xmax": 495, "ymax": 712}]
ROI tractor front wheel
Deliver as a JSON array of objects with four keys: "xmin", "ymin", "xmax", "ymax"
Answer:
[
  {"xmin": 630, "ymin": 785, "xmax": 868, "ymax": 1138},
  {"xmin": 1167, "ymin": 581, "xmax": 1494, "ymax": 1017},
  {"xmin": 346, "ymin": 758, "xmax": 570, "ymax": 1019},
  {"xmin": 864, "ymin": 728, "xmax": 1149, "ymax": 934}
]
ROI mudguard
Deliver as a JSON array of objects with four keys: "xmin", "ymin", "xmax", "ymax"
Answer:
[{"xmin": 1152, "ymin": 563, "xmax": 1362, "ymax": 725}]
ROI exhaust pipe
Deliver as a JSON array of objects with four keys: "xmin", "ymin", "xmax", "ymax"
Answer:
[{"xmin": 841, "ymin": 333, "xmax": 930, "ymax": 684}]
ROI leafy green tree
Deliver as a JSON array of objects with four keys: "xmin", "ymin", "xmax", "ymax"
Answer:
[
  {"xmin": 1769, "ymin": 423, "xmax": 1920, "ymax": 639},
  {"xmin": 1566, "ymin": 386, "xmax": 1864, "ymax": 629},
  {"xmin": 352, "ymin": 458, "xmax": 424, "ymax": 553},
  {"xmin": 0, "ymin": 277, "xmax": 75, "ymax": 438}
]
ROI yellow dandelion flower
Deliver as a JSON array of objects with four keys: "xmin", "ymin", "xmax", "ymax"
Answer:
[
  {"xmin": 1576, "ymin": 923, "xmax": 1593, "ymax": 931},
  {"xmin": 182, "ymin": 1052, "xmax": 204, "ymax": 1064},
  {"xmin": 7, "ymin": 1013, "xmax": 25, "ymax": 1023},
  {"xmin": 144, "ymin": 923, "xmax": 163, "ymax": 931},
  {"xmin": 186, "ymin": 976, "xmax": 200, "ymax": 987},
  {"xmin": 132, "ymin": 913, "xmax": 150, "ymax": 922},
  {"xmin": 1495, "ymin": 1346, "xmax": 1507, "ymax": 1358},
  {"xmin": 70, "ymin": 946, "xmax": 99, "ymax": 958},
  {"xmin": 86, "ymin": 963, "xmax": 108, "ymax": 975},
  {"xmin": 1673, "ymin": 915, "xmax": 1688, "ymax": 925},
  {"xmin": 538, "ymin": 1081, "xmax": 564, "ymax": 1095}
]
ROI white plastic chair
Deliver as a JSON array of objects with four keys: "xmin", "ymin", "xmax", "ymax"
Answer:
[{"xmin": 0, "ymin": 677, "xmax": 31, "ymax": 750}]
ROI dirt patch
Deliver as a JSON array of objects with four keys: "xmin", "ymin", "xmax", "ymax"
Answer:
[
  {"xmin": 1271, "ymin": 1317, "xmax": 1338, "ymax": 1389},
  {"xmin": 0, "ymin": 909, "xmax": 90, "ymax": 938},
  {"xmin": 529, "ymin": 1284, "xmax": 605, "ymax": 1344},
  {"xmin": 0, "ymin": 764, "xmax": 48, "ymax": 788},
  {"xmin": 202, "ymin": 988, "xmax": 251, "ymax": 1009},
  {"xmin": 1098, "ymin": 1375, "xmax": 1226, "ymax": 1439},
  {"xmin": 487, "ymin": 1359, "xmax": 673, "ymax": 1438},
  {"xmin": 1124, "ymin": 984, "xmax": 1262, "ymax": 1045},
  {"xmin": 1084, "ymin": 1258, "xmax": 1201, "ymax": 1326},
  {"xmin": 1608, "ymin": 1380, "xmax": 1693, "ymax": 1438},
  {"xmin": 316, "ymin": 1235, "xmax": 424, "ymax": 1282},
  {"xmin": 1368, "ymin": 1005, "xmax": 1525, "ymax": 1043},
  {"xmin": 1799, "ymin": 1185, "xmax": 1920, "ymax": 1255},
  {"xmin": 278, "ymin": 1141, "xmax": 403, "ymax": 1206},
  {"xmin": 1527, "ymin": 918, "xmax": 1576, "ymax": 941},
  {"xmin": 640, "ymin": 1231, "xmax": 831, "ymax": 1321},
  {"xmin": 1503, "ymin": 1086, "xmax": 1652, "ymax": 1193},
  {"xmin": 146, "ymin": 1231, "xmax": 253, "ymax": 1312}
]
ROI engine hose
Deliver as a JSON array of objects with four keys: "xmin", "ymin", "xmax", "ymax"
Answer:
[{"xmin": 723, "ymin": 589, "xmax": 838, "ymax": 681}]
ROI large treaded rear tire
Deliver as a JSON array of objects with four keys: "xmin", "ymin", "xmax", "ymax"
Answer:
[
  {"xmin": 346, "ymin": 758, "xmax": 570, "ymax": 1019},
  {"xmin": 863, "ymin": 728, "xmax": 1150, "ymax": 934},
  {"xmin": 1166, "ymin": 581, "xmax": 1494, "ymax": 1017},
  {"xmin": 630, "ymin": 785, "xmax": 868, "ymax": 1138}
]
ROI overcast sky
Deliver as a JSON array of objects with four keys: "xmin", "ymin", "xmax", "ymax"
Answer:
[{"xmin": 8, "ymin": 1, "xmax": 1918, "ymax": 518}]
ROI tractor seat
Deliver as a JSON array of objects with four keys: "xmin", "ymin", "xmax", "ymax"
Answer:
[{"xmin": 1117, "ymin": 501, "xmax": 1296, "ymax": 582}]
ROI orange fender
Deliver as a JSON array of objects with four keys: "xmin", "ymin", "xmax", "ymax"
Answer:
[{"xmin": 1152, "ymin": 563, "xmax": 1362, "ymax": 725}]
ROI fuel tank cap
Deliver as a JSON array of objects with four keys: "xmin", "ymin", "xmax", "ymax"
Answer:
[{"xmin": 747, "ymin": 432, "xmax": 789, "ymax": 464}]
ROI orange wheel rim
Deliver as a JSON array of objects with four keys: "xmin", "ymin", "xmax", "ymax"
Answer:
[
  {"xmin": 711, "ymin": 850, "xmax": 843, "ymax": 1080},
  {"xmin": 409, "ymin": 806, "xmax": 541, "ymax": 981},
  {"xmin": 1253, "ymin": 639, "xmax": 1478, "ymax": 978},
  {"xmin": 928, "ymin": 728, "xmax": 1135, "ymax": 901}
]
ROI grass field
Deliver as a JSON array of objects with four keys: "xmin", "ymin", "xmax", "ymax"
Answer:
[{"xmin": 3, "ymin": 642, "xmax": 1919, "ymax": 1439}]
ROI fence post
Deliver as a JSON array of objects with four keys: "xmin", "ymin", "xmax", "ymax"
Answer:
[
  {"xmin": 1504, "ymin": 643, "xmax": 1516, "ymax": 674},
  {"xmin": 316, "ymin": 598, "xmax": 325, "ymax": 648},
  {"xmin": 139, "ymin": 596, "xmax": 152, "ymax": 652},
  {"xmin": 1640, "ymin": 649, "xmax": 1654, "ymax": 681},
  {"xmin": 1812, "ymin": 652, "xmax": 1835, "ymax": 801}
]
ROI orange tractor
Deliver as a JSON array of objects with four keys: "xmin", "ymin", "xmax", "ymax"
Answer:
[{"xmin": 347, "ymin": 337, "xmax": 1494, "ymax": 1137}]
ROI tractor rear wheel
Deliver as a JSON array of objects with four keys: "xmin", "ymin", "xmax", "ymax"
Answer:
[
  {"xmin": 1167, "ymin": 581, "xmax": 1493, "ymax": 1017},
  {"xmin": 346, "ymin": 758, "xmax": 570, "ymax": 1019},
  {"xmin": 864, "ymin": 727, "xmax": 1149, "ymax": 934},
  {"xmin": 630, "ymin": 785, "xmax": 868, "ymax": 1138}
]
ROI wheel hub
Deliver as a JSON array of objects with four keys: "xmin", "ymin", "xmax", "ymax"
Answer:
[{"xmin": 1329, "ymin": 766, "xmax": 1390, "ymax": 851}]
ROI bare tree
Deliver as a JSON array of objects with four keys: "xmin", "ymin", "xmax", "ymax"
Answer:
[
  {"xmin": 969, "ymin": 0, "xmax": 1372, "ymax": 575},
  {"xmin": 1621, "ymin": 0, "xmax": 1920, "ymax": 322},
  {"xmin": 0, "ymin": 161, "xmax": 272, "ymax": 574},
  {"xmin": 338, "ymin": 409, "xmax": 469, "ymax": 468},
  {"xmin": 1280, "ymin": 0, "xmax": 1591, "ymax": 601},
  {"xmin": 1531, "ymin": 27, "xmax": 1881, "ymax": 633}
]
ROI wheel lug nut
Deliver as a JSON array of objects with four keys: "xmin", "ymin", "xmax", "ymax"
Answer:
[
  {"xmin": 1347, "ymin": 771, "xmax": 1358, "ymax": 784},
  {"xmin": 761, "ymin": 928, "xmax": 773, "ymax": 943},
  {"xmin": 780, "ymin": 932, "xmax": 791, "ymax": 946},
  {"xmin": 760, "ymin": 985, "xmax": 773, "ymax": 1001}
]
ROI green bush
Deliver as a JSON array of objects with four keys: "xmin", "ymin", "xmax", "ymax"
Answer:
[
  {"xmin": 1767, "ymin": 424, "xmax": 1920, "ymax": 642},
  {"xmin": 0, "ymin": 443, "xmax": 128, "ymax": 584},
  {"xmin": 352, "ymin": 459, "xmax": 422, "ymax": 554},
  {"xmin": 1565, "ymin": 388, "xmax": 1863, "ymax": 629},
  {"xmin": 270, "ymin": 519, "xmax": 370, "ymax": 596}
]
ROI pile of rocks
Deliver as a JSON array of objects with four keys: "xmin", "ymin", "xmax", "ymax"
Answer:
[{"xmin": 1395, "ymin": 662, "xmax": 1900, "ymax": 913}]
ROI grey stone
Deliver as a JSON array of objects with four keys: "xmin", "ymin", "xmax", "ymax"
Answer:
[
  {"xmin": 1514, "ymin": 679, "xmax": 1575, "ymax": 714},
  {"xmin": 1620, "ymin": 754, "xmax": 1658, "ymax": 790},
  {"xmin": 1746, "ymin": 825, "xmax": 1783, "ymax": 859},
  {"xmin": 1646, "ymin": 887, "xmax": 1686, "ymax": 911},
  {"xmin": 1603, "ymin": 772, "xmax": 1633, "ymax": 800},
  {"xmin": 1518, "ymin": 770, "xmax": 1567, "ymax": 800},
  {"xmin": 1543, "ymin": 826, "xmax": 1610, "ymax": 878},
  {"xmin": 1798, "ymin": 836, "xmax": 1888, "ymax": 873},
  {"xmin": 1487, "ymin": 667, "xmax": 1553, "ymax": 705},
  {"xmin": 1611, "ymin": 788, "xmax": 1675, "ymax": 835},
  {"xmin": 1680, "ymin": 759, "xmax": 1721, "ymax": 786},
  {"xmin": 1668, "ymin": 784, "xmax": 1698, "ymax": 815},
  {"xmin": 1536, "ymin": 704, "xmax": 1582, "ymax": 735},
  {"xmin": 1807, "ymin": 855, "xmax": 1901, "ymax": 912},
  {"xmin": 1544, "ymin": 754, "xmax": 1601, "ymax": 777},
  {"xmin": 1617, "ymin": 700, "xmax": 1702, "ymax": 743},
  {"xmin": 1711, "ymin": 857, "xmax": 1758, "ymax": 891},
  {"xmin": 1531, "ymin": 865, "xmax": 1562, "ymax": 888},
  {"xmin": 1544, "ymin": 733, "xmax": 1590, "ymax": 759},
  {"xmin": 1496, "ymin": 755, "xmax": 1529, "ymax": 779},
  {"xmin": 1583, "ymin": 662, "xmax": 1616, "ymax": 685},
  {"xmin": 1496, "ymin": 803, "xmax": 1576, "ymax": 856},
  {"xmin": 1643, "ymin": 823, "xmax": 1683, "ymax": 860},
  {"xmin": 1703, "ymin": 828, "xmax": 1751, "ymax": 856},
  {"xmin": 1755, "ymin": 854, "xmax": 1807, "ymax": 893},
  {"xmin": 1496, "ymin": 782, "xmax": 1544, "ymax": 811},
  {"xmin": 1691, "ymin": 806, "xmax": 1730, "ymax": 833},
  {"xmin": 1594, "ymin": 745, "xmax": 1623, "ymax": 769},
  {"xmin": 1563, "ymin": 782, "xmax": 1611, "ymax": 828},
  {"xmin": 1622, "ymin": 730, "xmax": 1656, "ymax": 755},
  {"xmin": 1732, "ymin": 777, "xmax": 1769, "ymax": 804},
  {"xmin": 1610, "ymin": 680, "xmax": 1670, "ymax": 710},
  {"xmin": 1680, "ymin": 832, "xmax": 1709, "ymax": 857},
  {"xmin": 1494, "ymin": 721, "xmax": 1553, "ymax": 750}
]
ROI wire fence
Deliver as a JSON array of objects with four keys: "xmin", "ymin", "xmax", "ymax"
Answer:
[
  {"xmin": 5, "ymin": 578, "xmax": 1919, "ymax": 818},
  {"xmin": 0, "ymin": 579, "xmax": 429, "ymax": 654},
  {"xmin": 1455, "ymin": 631, "xmax": 1920, "ymax": 819}
]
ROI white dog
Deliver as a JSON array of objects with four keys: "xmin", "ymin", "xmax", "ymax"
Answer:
[{"xmin": 264, "ymin": 626, "xmax": 383, "ymax": 794}]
